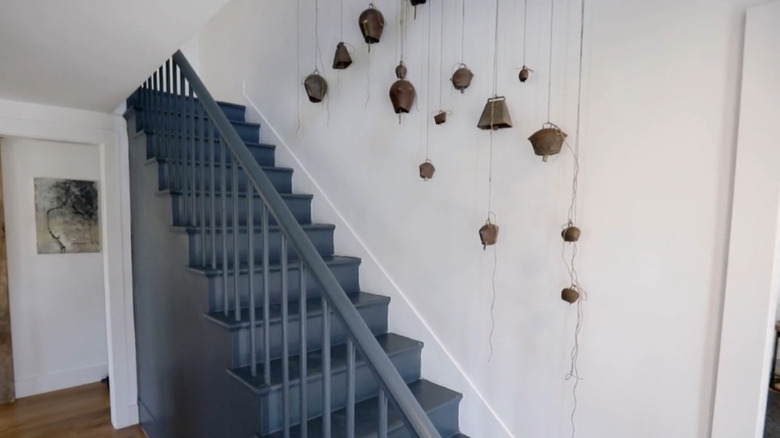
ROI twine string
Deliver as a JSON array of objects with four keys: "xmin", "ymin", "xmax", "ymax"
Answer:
[
  {"xmin": 547, "ymin": 0, "xmax": 555, "ymax": 122},
  {"xmin": 522, "ymin": 0, "xmax": 528, "ymax": 65},
  {"xmin": 461, "ymin": 0, "xmax": 466, "ymax": 62}
]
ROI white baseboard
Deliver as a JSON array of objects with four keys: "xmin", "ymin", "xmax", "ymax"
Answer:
[{"xmin": 15, "ymin": 363, "xmax": 109, "ymax": 398}]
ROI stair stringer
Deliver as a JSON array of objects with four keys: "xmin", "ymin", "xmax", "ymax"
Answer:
[
  {"xmin": 129, "ymin": 129, "xmax": 261, "ymax": 438},
  {"xmin": 242, "ymin": 92, "xmax": 515, "ymax": 438}
]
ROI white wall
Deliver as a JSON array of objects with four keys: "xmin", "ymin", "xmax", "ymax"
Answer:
[
  {"xmin": 0, "ymin": 98, "xmax": 137, "ymax": 428},
  {"xmin": 1, "ymin": 137, "xmax": 107, "ymax": 398},
  {"xmin": 198, "ymin": 0, "xmax": 751, "ymax": 436}
]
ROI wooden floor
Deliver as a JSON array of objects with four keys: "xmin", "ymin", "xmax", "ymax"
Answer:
[{"xmin": 0, "ymin": 383, "xmax": 145, "ymax": 438}]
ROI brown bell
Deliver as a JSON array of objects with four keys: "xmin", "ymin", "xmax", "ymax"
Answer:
[
  {"xmin": 561, "ymin": 225, "xmax": 581, "ymax": 242},
  {"xmin": 451, "ymin": 64, "xmax": 474, "ymax": 93},
  {"xmin": 479, "ymin": 221, "xmax": 499, "ymax": 250},
  {"xmin": 434, "ymin": 111, "xmax": 447, "ymax": 125},
  {"xmin": 519, "ymin": 66, "xmax": 532, "ymax": 83},
  {"xmin": 304, "ymin": 71, "xmax": 328, "ymax": 103},
  {"xmin": 529, "ymin": 124, "xmax": 567, "ymax": 162},
  {"xmin": 359, "ymin": 4, "xmax": 385, "ymax": 46},
  {"xmin": 419, "ymin": 160, "xmax": 435, "ymax": 180},
  {"xmin": 562, "ymin": 287, "xmax": 580, "ymax": 304},
  {"xmin": 477, "ymin": 96, "xmax": 512, "ymax": 130},
  {"xmin": 332, "ymin": 42, "xmax": 352, "ymax": 70},
  {"xmin": 389, "ymin": 62, "xmax": 416, "ymax": 115}
]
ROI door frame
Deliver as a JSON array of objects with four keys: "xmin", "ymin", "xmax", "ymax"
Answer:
[
  {"xmin": 0, "ymin": 98, "xmax": 138, "ymax": 429},
  {"xmin": 711, "ymin": 2, "xmax": 780, "ymax": 437},
  {"xmin": 0, "ymin": 143, "xmax": 13, "ymax": 405}
]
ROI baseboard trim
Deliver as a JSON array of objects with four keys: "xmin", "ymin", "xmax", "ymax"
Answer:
[{"xmin": 15, "ymin": 363, "xmax": 108, "ymax": 398}]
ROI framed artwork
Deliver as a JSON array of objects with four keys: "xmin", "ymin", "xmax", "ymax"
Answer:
[{"xmin": 34, "ymin": 178, "xmax": 100, "ymax": 254}]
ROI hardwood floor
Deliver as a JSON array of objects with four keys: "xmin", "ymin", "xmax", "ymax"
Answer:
[{"xmin": 0, "ymin": 382, "xmax": 145, "ymax": 438}]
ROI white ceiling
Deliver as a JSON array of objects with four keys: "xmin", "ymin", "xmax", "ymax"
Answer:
[{"xmin": 0, "ymin": 0, "xmax": 230, "ymax": 112}]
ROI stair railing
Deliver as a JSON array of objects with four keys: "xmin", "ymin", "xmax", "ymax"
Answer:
[{"xmin": 135, "ymin": 50, "xmax": 442, "ymax": 438}]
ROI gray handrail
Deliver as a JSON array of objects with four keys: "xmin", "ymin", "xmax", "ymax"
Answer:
[{"xmin": 171, "ymin": 51, "xmax": 441, "ymax": 438}]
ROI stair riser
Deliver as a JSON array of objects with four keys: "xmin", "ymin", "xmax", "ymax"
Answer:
[
  {"xmin": 147, "ymin": 137, "xmax": 275, "ymax": 167},
  {"xmin": 128, "ymin": 90, "xmax": 247, "ymax": 122},
  {"xmin": 157, "ymin": 163, "xmax": 293, "ymax": 194},
  {"xmin": 206, "ymin": 262, "xmax": 361, "ymax": 312},
  {"xmin": 258, "ymin": 348, "xmax": 422, "ymax": 435},
  {"xmin": 133, "ymin": 111, "xmax": 260, "ymax": 143},
  {"xmin": 231, "ymin": 301, "xmax": 389, "ymax": 368},
  {"xmin": 387, "ymin": 400, "xmax": 461, "ymax": 438},
  {"xmin": 187, "ymin": 227, "xmax": 334, "ymax": 267},
  {"xmin": 171, "ymin": 195, "xmax": 312, "ymax": 227}
]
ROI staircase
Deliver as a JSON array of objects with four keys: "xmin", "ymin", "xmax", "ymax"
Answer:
[{"xmin": 126, "ymin": 52, "xmax": 469, "ymax": 438}]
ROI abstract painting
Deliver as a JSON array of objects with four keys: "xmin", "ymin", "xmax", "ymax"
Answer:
[{"xmin": 34, "ymin": 178, "xmax": 100, "ymax": 254}]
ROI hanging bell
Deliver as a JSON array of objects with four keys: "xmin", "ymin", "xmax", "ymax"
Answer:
[
  {"xmin": 519, "ymin": 66, "xmax": 532, "ymax": 83},
  {"xmin": 304, "ymin": 71, "xmax": 328, "ymax": 103},
  {"xmin": 359, "ymin": 4, "xmax": 385, "ymax": 47},
  {"xmin": 332, "ymin": 42, "xmax": 352, "ymax": 70},
  {"xmin": 529, "ymin": 123, "xmax": 567, "ymax": 162},
  {"xmin": 561, "ymin": 225, "xmax": 581, "ymax": 242},
  {"xmin": 479, "ymin": 220, "xmax": 499, "ymax": 250},
  {"xmin": 389, "ymin": 62, "xmax": 416, "ymax": 115},
  {"xmin": 451, "ymin": 64, "xmax": 474, "ymax": 93},
  {"xmin": 477, "ymin": 96, "xmax": 512, "ymax": 130},
  {"xmin": 419, "ymin": 160, "xmax": 435, "ymax": 180},
  {"xmin": 562, "ymin": 287, "xmax": 580, "ymax": 304},
  {"xmin": 434, "ymin": 110, "xmax": 447, "ymax": 125}
]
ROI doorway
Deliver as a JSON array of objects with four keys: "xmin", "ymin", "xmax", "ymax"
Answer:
[{"xmin": 0, "ymin": 137, "xmax": 108, "ymax": 399}]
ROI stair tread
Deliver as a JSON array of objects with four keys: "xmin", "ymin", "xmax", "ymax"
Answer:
[
  {"xmin": 148, "ymin": 156, "xmax": 291, "ymax": 173},
  {"xmin": 172, "ymin": 222, "xmax": 334, "ymax": 234},
  {"xmin": 204, "ymin": 292, "xmax": 390, "ymax": 330},
  {"xmin": 186, "ymin": 255, "xmax": 361, "ymax": 277},
  {"xmin": 259, "ymin": 379, "xmax": 463, "ymax": 438},
  {"xmin": 230, "ymin": 333, "xmax": 421, "ymax": 394},
  {"xmin": 160, "ymin": 189, "xmax": 312, "ymax": 200}
]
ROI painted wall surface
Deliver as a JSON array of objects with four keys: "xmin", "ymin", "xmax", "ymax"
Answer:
[
  {"xmin": 198, "ymin": 0, "xmax": 750, "ymax": 436},
  {"xmin": 1, "ymin": 137, "xmax": 107, "ymax": 398}
]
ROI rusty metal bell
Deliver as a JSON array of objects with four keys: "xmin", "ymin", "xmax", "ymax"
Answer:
[
  {"xmin": 519, "ymin": 66, "xmax": 532, "ymax": 83},
  {"xmin": 477, "ymin": 96, "xmax": 512, "ymax": 130},
  {"xmin": 332, "ymin": 42, "xmax": 352, "ymax": 70},
  {"xmin": 562, "ymin": 287, "xmax": 580, "ymax": 304},
  {"xmin": 451, "ymin": 64, "xmax": 474, "ymax": 93},
  {"xmin": 561, "ymin": 225, "xmax": 581, "ymax": 242},
  {"xmin": 419, "ymin": 160, "xmax": 435, "ymax": 180},
  {"xmin": 304, "ymin": 70, "xmax": 328, "ymax": 103},
  {"xmin": 529, "ymin": 123, "xmax": 567, "ymax": 162},
  {"xmin": 479, "ymin": 220, "xmax": 499, "ymax": 250},
  {"xmin": 359, "ymin": 4, "xmax": 385, "ymax": 46},
  {"xmin": 389, "ymin": 62, "xmax": 416, "ymax": 115},
  {"xmin": 434, "ymin": 110, "xmax": 447, "ymax": 125}
]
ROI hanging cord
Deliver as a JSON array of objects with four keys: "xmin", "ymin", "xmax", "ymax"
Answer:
[
  {"xmin": 461, "ymin": 0, "xmax": 466, "ymax": 62},
  {"xmin": 488, "ymin": 241, "xmax": 497, "ymax": 362},
  {"xmin": 547, "ymin": 0, "xmax": 555, "ymax": 122},
  {"xmin": 439, "ymin": 0, "xmax": 445, "ymax": 109},
  {"xmin": 522, "ymin": 0, "xmax": 528, "ymax": 66},
  {"xmin": 564, "ymin": 1, "xmax": 588, "ymax": 437},
  {"xmin": 340, "ymin": 0, "xmax": 344, "ymax": 41},
  {"xmin": 295, "ymin": 0, "xmax": 301, "ymax": 135},
  {"xmin": 425, "ymin": 1, "xmax": 432, "ymax": 160},
  {"xmin": 492, "ymin": 0, "xmax": 501, "ymax": 97}
]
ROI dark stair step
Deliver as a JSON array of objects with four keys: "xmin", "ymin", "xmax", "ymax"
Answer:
[
  {"xmin": 259, "ymin": 379, "xmax": 463, "ymax": 438},
  {"xmin": 187, "ymin": 256, "xmax": 362, "ymax": 312},
  {"xmin": 144, "ymin": 132, "xmax": 275, "ymax": 166},
  {"xmin": 127, "ymin": 89, "xmax": 247, "ymax": 122},
  {"xmin": 151, "ymin": 157, "xmax": 293, "ymax": 194},
  {"xmin": 167, "ymin": 191, "xmax": 312, "ymax": 226},
  {"xmin": 174, "ymin": 223, "xmax": 334, "ymax": 267},
  {"xmin": 130, "ymin": 111, "xmax": 260, "ymax": 143},
  {"xmin": 206, "ymin": 292, "xmax": 390, "ymax": 367},
  {"xmin": 234, "ymin": 333, "xmax": 423, "ymax": 435}
]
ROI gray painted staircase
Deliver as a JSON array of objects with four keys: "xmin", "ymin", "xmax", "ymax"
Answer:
[{"xmin": 127, "ymin": 91, "xmax": 470, "ymax": 438}]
